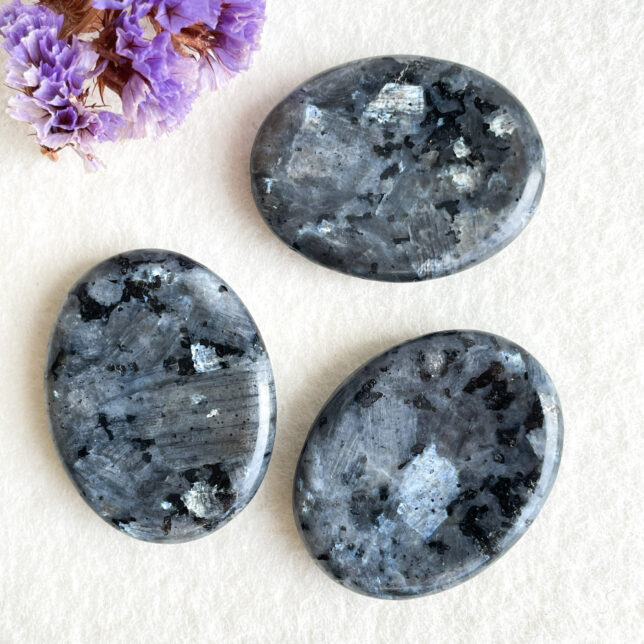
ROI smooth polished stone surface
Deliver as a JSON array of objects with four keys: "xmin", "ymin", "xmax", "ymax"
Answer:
[
  {"xmin": 251, "ymin": 56, "xmax": 545, "ymax": 281},
  {"xmin": 46, "ymin": 250, "xmax": 276, "ymax": 543},
  {"xmin": 293, "ymin": 331, "xmax": 562, "ymax": 598}
]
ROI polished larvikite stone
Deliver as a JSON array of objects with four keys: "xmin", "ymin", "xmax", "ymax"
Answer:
[
  {"xmin": 251, "ymin": 56, "xmax": 545, "ymax": 281},
  {"xmin": 46, "ymin": 250, "xmax": 276, "ymax": 543},
  {"xmin": 293, "ymin": 331, "xmax": 562, "ymax": 598}
]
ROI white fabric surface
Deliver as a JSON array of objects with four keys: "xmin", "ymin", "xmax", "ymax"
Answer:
[{"xmin": 0, "ymin": 1, "xmax": 642, "ymax": 641}]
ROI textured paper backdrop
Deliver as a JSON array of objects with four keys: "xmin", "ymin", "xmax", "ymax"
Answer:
[{"xmin": 0, "ymin": 1, "xmax": 642, "ymax": 642}]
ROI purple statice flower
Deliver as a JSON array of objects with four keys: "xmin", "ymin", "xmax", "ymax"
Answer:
[
  {"xmin": 0, "ymin": 0, "xmax": 123, "ymax": 169},
  {"xmin": 112, "ymin": 11, "xmax": 199, "ymax": 138},
  {"xmin": 91, "ymin": 0, "xmax": 135, "ymax": 10},
  {"xmin": 9, "ymin": 94, "xmax": 122, "ymax": 169},
  {"xmin": 0, "ymin": 0, "xmax": 266, "ymax": 168},
  {"xmin": 196, "ymin": 0, "xmax": 265, "ymax": 91},
  {"xmin": 0, "ymin": 0, "xmax": 62, "ymax": 42},
  {"xmin": 154, "ymin": 0, "xmax": 217, "ymax": 33}
]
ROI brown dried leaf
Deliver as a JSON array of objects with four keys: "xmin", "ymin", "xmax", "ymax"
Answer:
[{"xmin": 40, "ymin": 146, "xmax": 59, "ymax": 162}]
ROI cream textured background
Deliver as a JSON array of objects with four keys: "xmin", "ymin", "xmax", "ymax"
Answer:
[{"xmin": 0, "ymin": 1, "xmax": 642, "ymax": 642}]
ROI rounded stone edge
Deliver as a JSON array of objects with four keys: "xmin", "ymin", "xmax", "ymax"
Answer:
[
  {"xmin": 292, "ymin": 329, "xmax": 563, "ymax": 598},
  {"xmin": 44, "ymin": 248, "xmax": 278, "ymax": 544}
]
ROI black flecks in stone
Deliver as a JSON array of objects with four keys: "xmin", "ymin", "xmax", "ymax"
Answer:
[
  {"xmin": 121, "ymin": 276, "xmax": 164, "ymax": 314},
  {"xmin": 177, "ymin": 356, "xmax": 196, "ymax": 376},
  {"xmin": 132, "ymin": 438, "xmax": 155, "ymax": 450},
  {"xmin": 75, "ymin": 283, "xmax": 116, "ymax": 322},
  {"xmin": 354, "ymin": 379, "xmax": 384, "ymax": 408},
  {"xmin": 427, "ymin": 541, "xmax": 450, "ymax": 555},
  {"xmin": 317, "ymin": 553, "xmax": 330, "ymax": 561},
  {"xmin": 474, "ymin": 96, "xmax": 499, "ymax": 115},
  {"xmin": 525, "ymin": 395, "xmax": 545, "ymax": 430},
  {"xmin": 198, "ymin": 339, "xmax": 245, "ymax": 358},
  {"xmin": 293, "ymin": 331, "xmax": 562, "ymax": 598},
  {"xmin": 489, "ymin": 477, "xmax": 523, "ymax": 519},
  {"xmin": 46, "ymin": 250, "xmax": 276, "ymax": 543},
  {"xmin": 410, "ymin": 394, "xmax": 436, "ymax": 412},
  {"xmin": 435, "ymin": 200, "xmax": 460, "ymax": 219},
  {"xmin": 117, "ymin": 257, "xmax": 131, "ymax": 275},
  {"xmin": 373, "ymin": 142, "xmax": 403, "ymax": 158},
  {"xmin": 97, "ymin": 413, "xmax": 114, "ymax": 440},
  {"xmin": 496, "ymin": 426, "xmax": 520, "ymax": 447},
  {"xmin": 464, "ymin": 362, "xmax": 505, "ymax": 394},
  {"xmin": 411, "ymin": 442, "xmax": 426, "ymax": 456},
  {"xmin": 446, "ymin": 488, "xmax": 479, "ymax": 516},
  {"xmin": 459, "ymin": 505, "xmax": 496, "ymax": 556},
  {"xmin": 50, "ymin": 348, "xmax": 66, "ymax": 380},
  {"xmin": 379, "ymin": 164, "xmax": 400, "ymax": 181},
  {"xmin": 205, "ymin": 463, "xmax": 236, "ymax": 507},
  {"xmin": 484, "ymin": 379, "xmax": 516, "ymax": 411},
  {"xmin": 165, "ymin": 493, "xmax": 189, "ymax": 517},
  {"xmin": 441, "ymin": 349, "xmax": 459, "ymax": 376},
  {"xmin": 522, "ymin": 467, "xmax": 542, "ymax": 492},
  {"xmin": 177, "ymin": 256, "xmax": 196, "ymax": 269}
]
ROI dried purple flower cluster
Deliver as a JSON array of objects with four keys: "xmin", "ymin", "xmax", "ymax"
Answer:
[{"xmin": 0, "ymin": 0, "xmax": 265, "ymax": 169}]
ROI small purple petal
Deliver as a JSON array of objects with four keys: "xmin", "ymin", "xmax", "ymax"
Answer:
[
  {"xmin": 51, "ymin": 105, "xmax": 78, "ymax": 130},
  {"xmin": 91, "ymin": 0, "xmax": 134, "ymax": 10}
]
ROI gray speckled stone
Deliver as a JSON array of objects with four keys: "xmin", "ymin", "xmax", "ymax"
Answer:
[
  {"xmin": 293, "ymin": 331, "xmax": 562, "ymax": 598},
  {"xmin": 45, "ymin": 250, "xmax": 276, "ymax": 543},
  {"xmin": 251, "ymin": 56, "xmax": 545, "ymax": 281}
]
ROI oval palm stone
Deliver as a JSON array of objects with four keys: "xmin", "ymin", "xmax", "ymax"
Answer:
[
  {"xmin": 251, "ymin": 56, "xmax": 545, "ymax": 281},
  {"xmin": 46, "ymin": 250, "xmax": 276, "ymax": 543},
  {"xmin": 293, "ymin": 331, "xmax": 562, "ymax": 598}
]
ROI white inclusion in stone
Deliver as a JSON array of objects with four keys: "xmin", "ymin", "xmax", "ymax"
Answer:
[
  {"xmin": 264, "ymin": 177, "xmax": 274, "ymax": 194},
  {"xmin": 190, "ymin": 344, "xmax": 221, "ymax": 373},
  {"xmin": 206, "ymin": 409, "xmax": 219, "ymax": 418},
  {"xmin": 487, "ymin": 111, "xmax": 517, "ymax": 137},
  {"xmin": 86, "ymin": 278, "xmax": 123, "ymax": 307},
  {"xmin": 453, "ymin": 137, "xmax": 471, "ymax": 158},
  {"xmin": 182, "ymin": 482, "xmax": 218, "ymax": 518},
  {"xmin": 190, "ymin": 393, "xmax": 207, "ymax": 405},
  {"xmin": 53, "ymin": 390, "xmax": 60, "ymax": 399},
  {"xmin": 317, "ymin": 220, "xmax": 333, "ymax": 234},
  {"xmin": 302, "ymin": 104, "xmax": 323, "ymax": 129},
  {"xmin": 487, "ymin": 171, "xmax": 507, "ymax": 192},
  {"xmin": 527, "ymin": 428, "xmax": 546, "ymax": 460},
  {"xmin": 363, "ymin": 83, "xmax": 425, "ymax": 123},
  {"xmin": 448, "ymin": 164, "xmax": 479, "ymax": 192},
  {"xmin": 160, "ymin": 501, "xmax": 172, "ymax": 511},
  {"xmin": 396, "ymin": 445, "xmax": 459, "ymax": 540}
]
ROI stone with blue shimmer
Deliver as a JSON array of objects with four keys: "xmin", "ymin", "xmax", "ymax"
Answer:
[
  {"xmin": 251, "ymin": 56, "xmax": 545, "ymax": 281},
  {"xmin": 45, "ymin": 250, "xmax": 276, "ymax": 543},
  {"xmin": 293, "ymin": 331, "xmax": 562, "ymax": 598}
]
